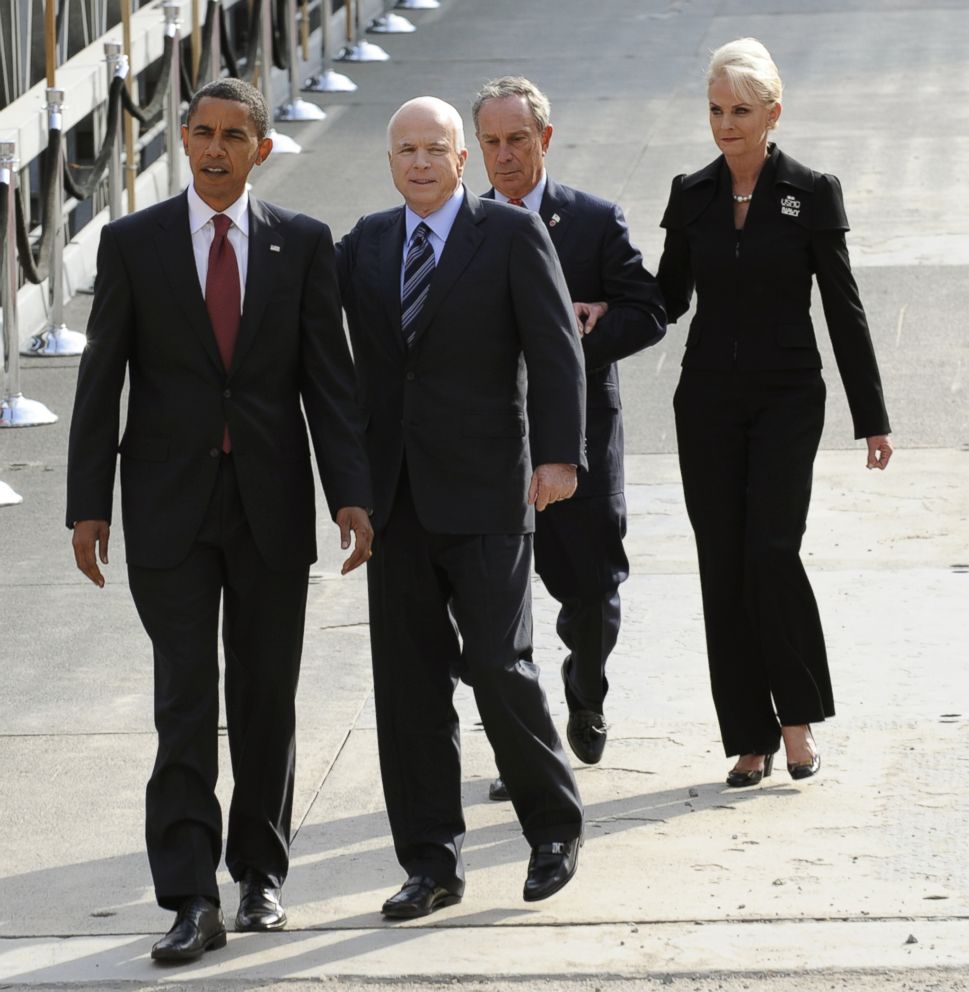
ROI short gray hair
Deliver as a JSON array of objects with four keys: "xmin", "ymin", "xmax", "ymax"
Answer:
[
  {"xmin": 186, "ymin": 78, "xmax": 270, "ymax": 139},
  {"xmin": 472, "ymin": 76, "xmax": 551, "ymax": 134},
  {"xmin": 707, "ymin": 38, "xmax": 783, "ymax": 111}
]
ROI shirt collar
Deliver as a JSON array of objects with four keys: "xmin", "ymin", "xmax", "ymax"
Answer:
[
  {"xmin": 187, "ymin": 182, "xmax": 250, "ymax": 236},
  {"xmin": 493, "ymin": 171, "xmax": 547, "ymax": 213},
  {"xmin": 404, "ymin": 185, "xmax": 465, "ymax": 245}
]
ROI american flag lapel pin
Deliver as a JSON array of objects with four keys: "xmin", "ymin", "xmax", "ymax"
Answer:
[
  {"xmin": 549, "ymin": 213, "xmax": 561, "ymax": 228},
  {"xmin": 270, "ymin": 244, "xmax": 281, "ymax": 252}
]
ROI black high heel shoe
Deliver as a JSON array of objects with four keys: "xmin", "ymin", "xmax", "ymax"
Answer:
[
  {"xmin": 785, "ymin": 726, "xmax": 821, "ymax": 780},
  {"xmin": 725, "ymin": 751, "xmax": 774, "ymax": 788},
  {"xmin": 788, "ymin": 752, "xmax": 821, "ymax": 780}
]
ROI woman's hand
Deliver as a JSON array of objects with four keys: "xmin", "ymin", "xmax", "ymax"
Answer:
[{"xmin": 866, "ymin": 435, "xmax": 893, "ymax": 470}]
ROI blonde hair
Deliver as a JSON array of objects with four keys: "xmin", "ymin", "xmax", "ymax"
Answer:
[{"xmin": 707, "ymin": 38, "xmax": 782, "ymax": 112}]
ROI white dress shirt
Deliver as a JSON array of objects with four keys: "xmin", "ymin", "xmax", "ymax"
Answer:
[
  {"xmin": 493, "ymin": 171, "xmax": 547, "ymax": 213},
  {"xmin": 187, "ymin": 183, "xmax": 250, "ymax": 311},
  {"xmin": 401, "ymin": 186, "xmax": 465, "ymax": 294}
]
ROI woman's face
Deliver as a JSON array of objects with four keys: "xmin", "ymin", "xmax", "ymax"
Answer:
[{"xmin": 708, "ymin": 74, "xmax": 779, "ymax": 159}]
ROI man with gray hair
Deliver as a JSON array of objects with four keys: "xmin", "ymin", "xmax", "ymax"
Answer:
[
  {"xmin": 338, "ymin": 96, "xmax": 586, "ymax": 918},
  {"xmin": 473, "ymin": 77, "xmax": 666, "ymax": 795}
]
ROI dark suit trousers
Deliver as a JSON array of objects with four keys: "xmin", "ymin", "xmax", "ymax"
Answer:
[
  {"xmin": 673, "ymin": 368, "xmax": 835, "ymax": 758},
  {"xmin": 534, "ymin": 494, "xmax": 629, "ymax": 713},
  {"xmin": 367, "ymin": 472, "xmax": 583, "ymax": 891},
  {"xmin": 127, "ymin": 455, "xmax": 308, "ymax": 909}
]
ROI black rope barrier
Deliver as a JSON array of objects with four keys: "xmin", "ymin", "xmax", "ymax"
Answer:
[
  {"xmin": 273, "ymin": 0, "xmax": 288, "ymax": 71},
  {"xmin": 12, "ymin": 128, "xmax": 63, "ymax": 287},
  {"xmin": 120, "ymin": 31, "xmax": 177, "ymax": 125},
  {"xmin": 62, "ymin": 74, "xmax": 125, "ymax": 202},
  {"xmin": 220, "ymin": 3, "xmax": 240, "ymax": 79}
]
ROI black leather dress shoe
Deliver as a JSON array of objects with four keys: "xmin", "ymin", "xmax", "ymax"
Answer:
[
  {"xmin": 566, "ymin": 710, "xmax": 607, "ymax": 764},
  {"xmin": 488, "ymin": 776, "xmax": 510, "ymax": 801},
  {"xmin": 522, "ymin": 837, "xmax": 581, "ymax": 902},
  {"xmin": 381, "ymin": 876, "xmax": 462, "ymax": 919},
  {"xmin": 151, "ymin": 896, "xmax": 226, "ymax": 962},
  {"xmin": 235, "ymin": 871, "xmax": 287, "ymax": 932}
]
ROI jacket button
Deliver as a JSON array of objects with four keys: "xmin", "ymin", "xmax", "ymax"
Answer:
[
  {"xmin": 223, "ymin": 388, "xmax": 231, "ymax": 398},
  {"xmin": 405, "ymin": 371, "xmax": 416, "ymax": 381},
  {"xmin": 209, "ymin": 448, "xmax": 219, "ymax": 458}
]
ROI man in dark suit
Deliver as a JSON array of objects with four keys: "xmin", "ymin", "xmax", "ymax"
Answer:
[
  {"xmin": 338, "ymin": 96, "xmax": 585, "ymax": 918},
  {"xmin": 472, "ymin": 77, "xmax": 666, "ymax": 795},
  {"xmin": 66, "ymin": 78, "xmax": 372, "ymax": 962}
]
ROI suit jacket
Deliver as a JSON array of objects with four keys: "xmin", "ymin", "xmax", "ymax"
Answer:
[
  {"xmin": 486, "ymin": 177, "xmax": 666, "ymax": 496},
  {"xmin": 66, "ymin": 190, "xmax": 371, "ymax": 570},
  {"xmin": 657, "ymin": 144, "xmax": 890, "ymax": 439},
  {"xmin": 337, "ymin": 187, "xmax": 586, "ymax": 534}
]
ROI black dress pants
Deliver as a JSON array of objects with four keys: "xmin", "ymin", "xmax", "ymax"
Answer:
[
  {"xmin": 534, "ymin": 493, "xmax": 629, "ymax": 713},
  {"xmin": 128, "ymin": 455, "xmax": 309, "ymax": 909},
  {"xmin": 673, "ymin": 367, "xmax": 834, "ymax": 758},
  {"xmin": 367, "ymin": 473, "xmax": 583, "ymax": 891}
]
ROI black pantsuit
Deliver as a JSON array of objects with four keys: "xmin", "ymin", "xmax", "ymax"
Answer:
[{"xmin": 657, "ymin": 145, "xmax": 890, "ymax": 757}]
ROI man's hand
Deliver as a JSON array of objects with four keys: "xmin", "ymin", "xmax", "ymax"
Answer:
[
  {"xmin": 528, "ymin": 463, "xmax": 577, "ymax": 511},
  {"xmin": 866, "ymin": 434, "xmax": 893, "ymax": 470},
  {"xmin": 573, "ymin": 301, "xmax": 608, "ymax": 336},
  {"xmin": 72, "ymin": 520, "xmax": 110, "ymax": 587},
  {"xmin": 336, "ymin": 506, "xmax": 375, "ymax": 574}
]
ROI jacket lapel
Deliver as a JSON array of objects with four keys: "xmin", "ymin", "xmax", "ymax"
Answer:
[
  {"xmin": 406, "ymin": 188, "xmax": 485, "ymax": 348},
  {"xmin": 539, "ymin": 176, "xmax": 571, "ymax": 249},
  {"xmin": 379, "ymin": 209, "xmax": 407, "ymax": 354},
  {"xmin": 230, "ymin": 196, "xmax": 281, "ymax": 375},
  {"xmin": 155, "ymin": 191, "xmax": 223, "ymax": 374}
]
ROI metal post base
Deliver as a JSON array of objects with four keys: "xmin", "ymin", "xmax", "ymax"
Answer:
[
  {"xmin": 22, "ymin": 324, "xmax": 88, "ymax": 356},
  {"xmin": 276, "ymin": 99, "xmax": 327, "ymax": 122},
  {"xmin": 266, "ymin": 128, "xmax": 302, "ymax": 154},
  {"xmin": 367, "ymin": 12, "xmax": 415, "ymax": 32},
  {"xmin": 335, "ymin": 40, "xmax": 390, "ymax": 61},
  {"xmin": 303, "ymin": 69, "xmax": 358, "ymax": 93},
  {"xmin": 0, "ymin": 394, "xmax": 59, "ymax": 427},
  {"xmin": 396, "ymin": 0, "xmax": 439, "ymax": 8},
  {"xmin": 0, "ymin": 481, "xmax": 23, "ymax": 506}
]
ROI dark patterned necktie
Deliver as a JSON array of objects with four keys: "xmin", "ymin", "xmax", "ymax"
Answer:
[
  {"xmin": 507, "ymin": 197, "xmax": 526, "ymax": 207},
  {"xmin": 205, "ymin": 213, "xmax": 240, "ymax": 451},
  {"xmin": 400, "ymin": 222, "xmax": 435, "ymax": 348}
]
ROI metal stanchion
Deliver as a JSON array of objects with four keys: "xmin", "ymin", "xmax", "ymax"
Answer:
[
  {"xmin": 104, "ymin": 41, "xmax": 127, "ymax": 220},
  {"xmin": 259, "ymin": 0, "xmax": 301, "ymax": 153},
  {"xmin": 22, "ymin": 89, "xmax": 87, "ymax": 358},
  {"xmin": 336, "ymin": 0, "xmax": 390, "ymax": 62},
  {"xmin": 163, "ymin": 1, "xmax": 184, "ymax": 194},
  {"xmin": 395, "ymin": 0, "xmax": 439, "ymax": 8},
  {"xmin": 1, "ymin": 140, "xmax": 58, "ymax": 428},
  {"xmin": 303, "ymin": 0, "xmax": 357, "ymax": 93},
  {"xmin": 209, "ymin": 0, "xmax": 222, "ymax": 82},
  {"xmin": 0, "ymin": 480, "xmax": 23, "ymax": 506},
  {"xmin": 368, "ymin": 0, "xmax": 416, "ymax": 34},
  {"xmin": 276, "ymin": 0, "xmax": 325, "ymax": 121}
]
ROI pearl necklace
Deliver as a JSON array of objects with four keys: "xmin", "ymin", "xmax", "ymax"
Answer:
[{"xmin": 732, "ymin": 192, "xmax": 754, "ymax": 203}]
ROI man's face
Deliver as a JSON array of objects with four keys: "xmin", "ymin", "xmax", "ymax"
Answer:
[
  {"xmin": 475, "ymin": 95, "xmax": 552, "ymax": 201},
  {"xmin": 182, "ymin": 97, "xmax": 272, "ymax": 211},
  {"xmin": 388, "ymin": 105, "xmax": 468, "ymax": 217}
]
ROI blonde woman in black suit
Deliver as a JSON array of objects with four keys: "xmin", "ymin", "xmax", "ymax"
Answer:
[{"xmin": 657, "ymin": 38, "xmax": 893, "ymax": 787}]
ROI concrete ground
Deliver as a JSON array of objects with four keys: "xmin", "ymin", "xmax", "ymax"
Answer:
[{"xmin": 2, "ymin": 0, "xmax": 968, "ymax": 988}]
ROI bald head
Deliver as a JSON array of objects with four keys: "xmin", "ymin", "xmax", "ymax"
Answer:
[{"xmin": 387, "ymin": 97, "xmax": 469, "ymax": 217}]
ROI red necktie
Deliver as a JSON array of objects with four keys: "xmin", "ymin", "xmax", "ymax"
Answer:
[
  {"xmin": 508, "ymin": 197, "xmax": 526, "ymax": 207},
  {"xmin": 205, "ymin": 214, "xmax": 240, "ymax": 451}
]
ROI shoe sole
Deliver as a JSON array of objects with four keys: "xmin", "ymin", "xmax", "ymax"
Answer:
[
  {"xmin": 381, "ymin": 893, "xmax": 462, "ymax": 919},
  {"xmin": 151, "ymin": 929, "xmax": 227, "ymax": 962},
  {"xmin": 235, "ymin": 913, "xmax": 288, "ymax": 932}
]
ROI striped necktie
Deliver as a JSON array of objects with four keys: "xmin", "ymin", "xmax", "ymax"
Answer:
[{"xmin": 401, "ymin": 222, "xmax": 435, "ymax": 348}]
